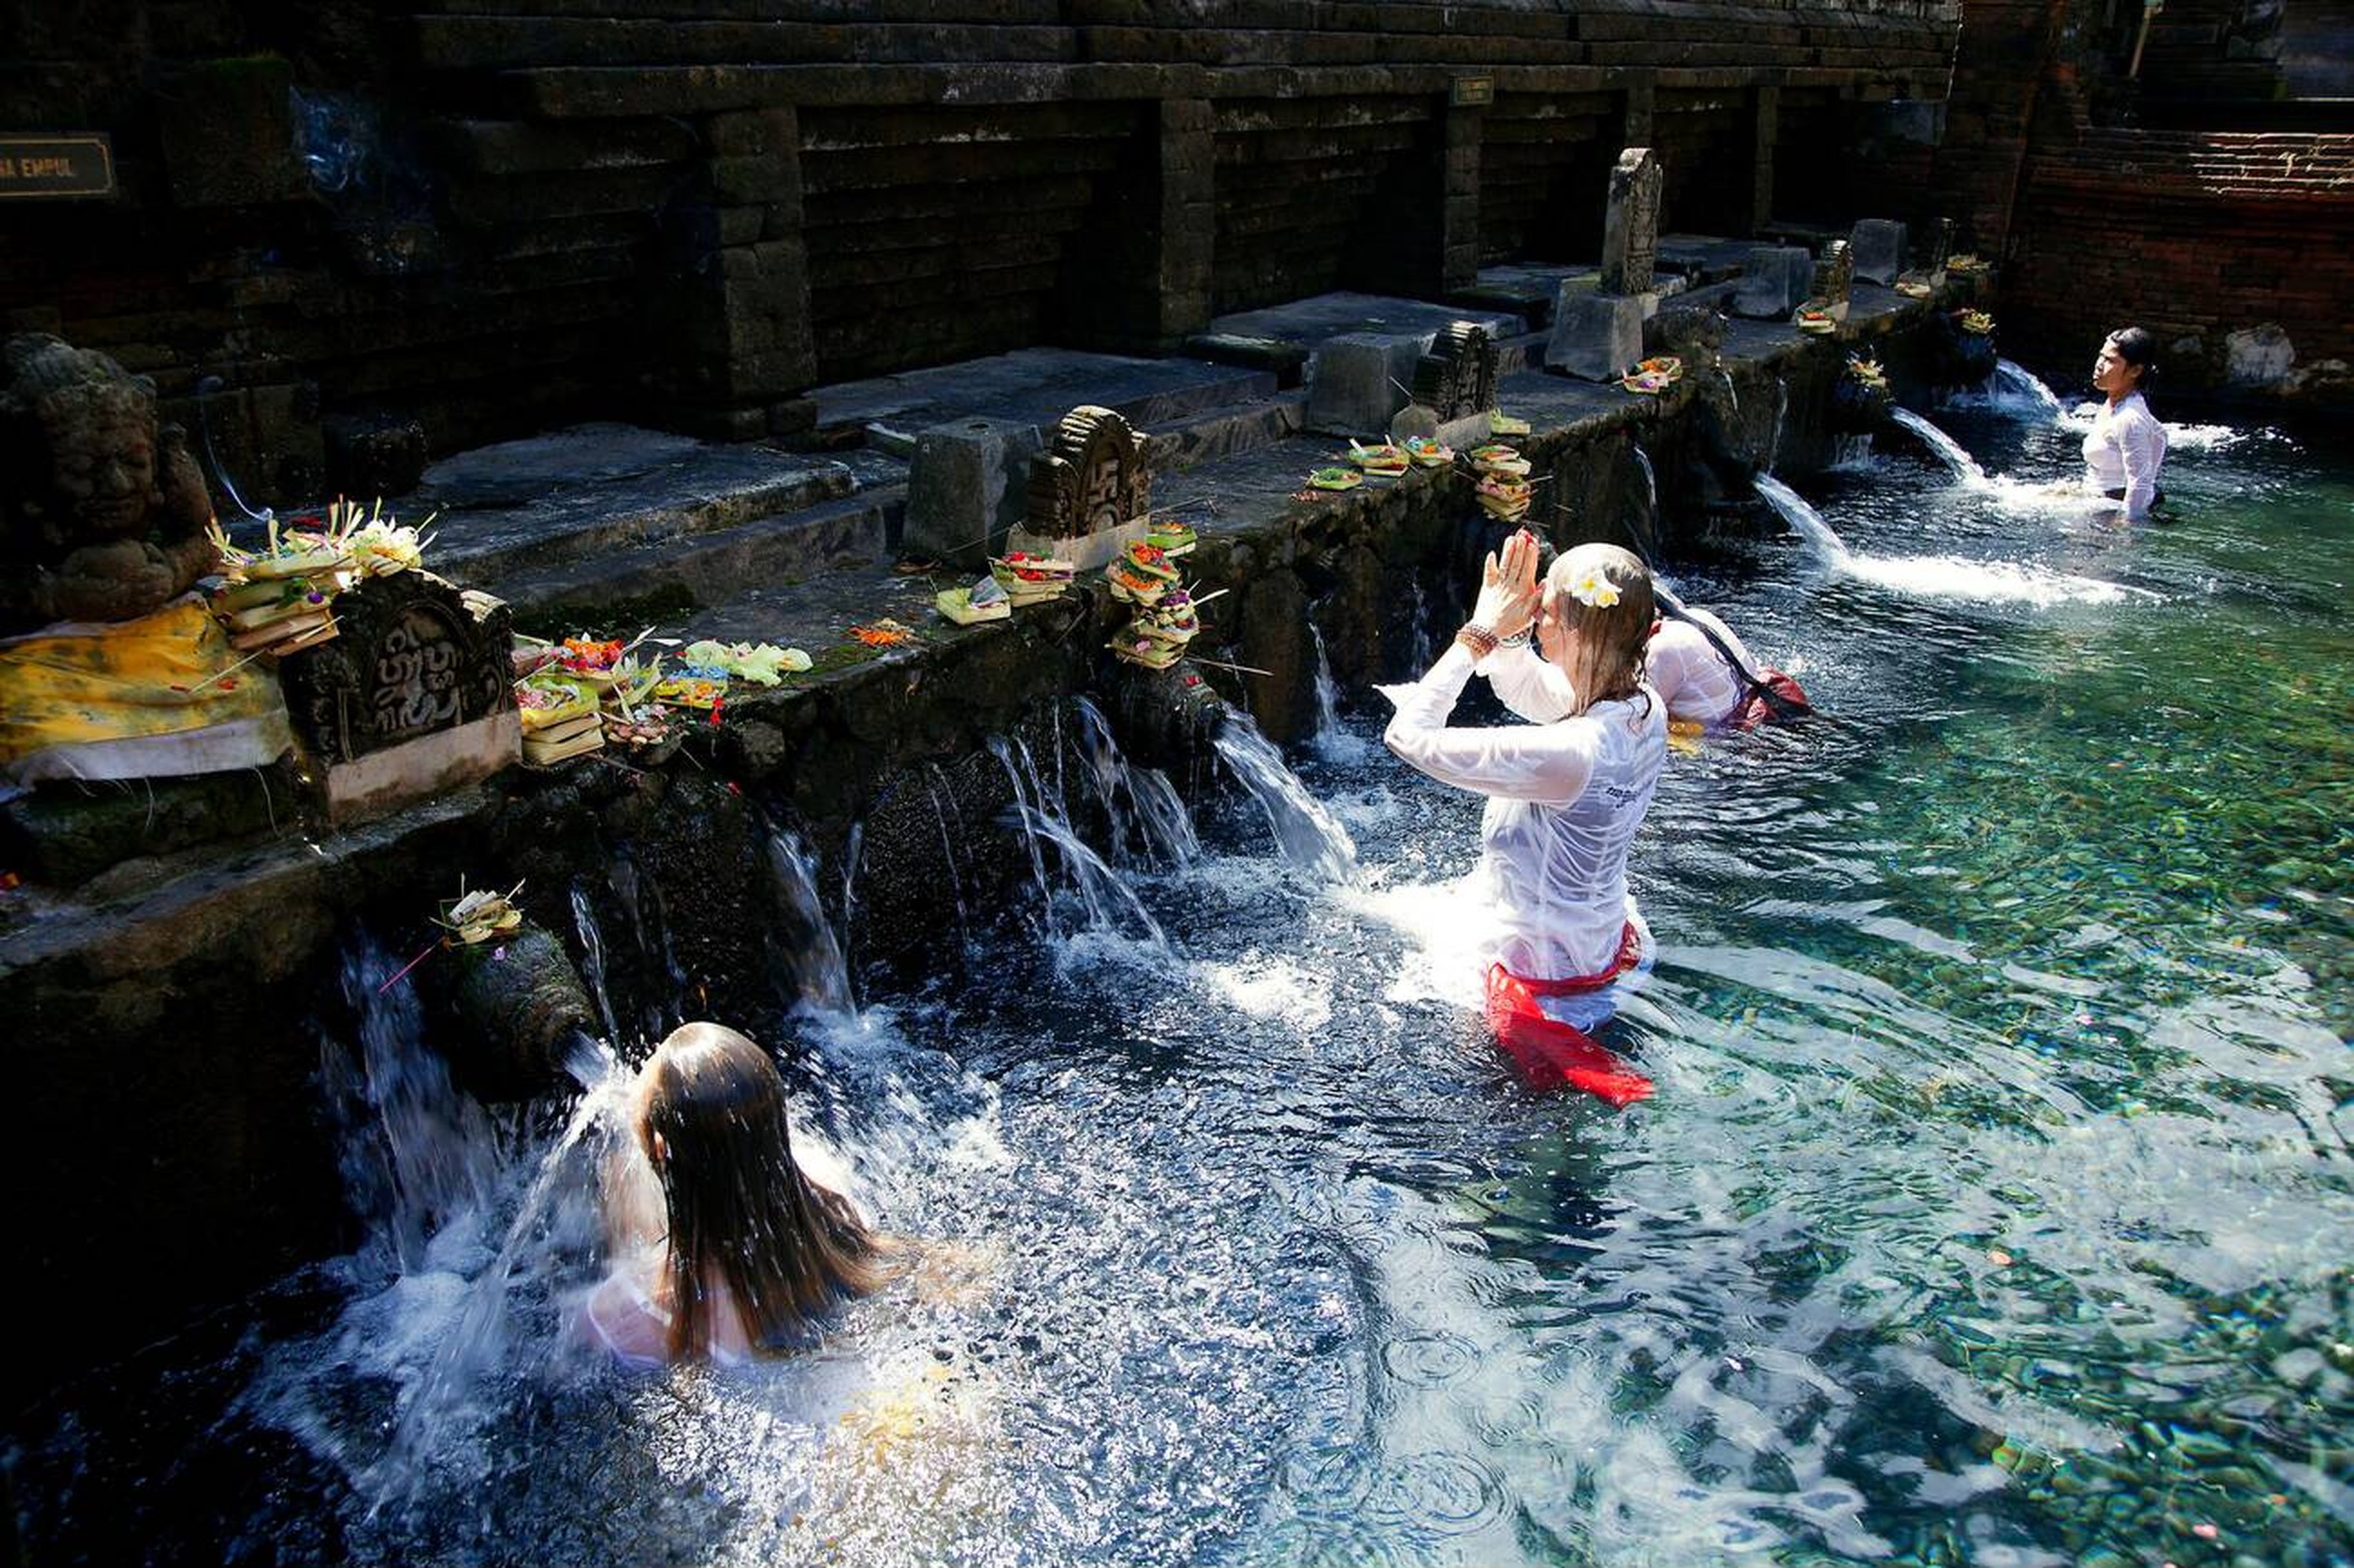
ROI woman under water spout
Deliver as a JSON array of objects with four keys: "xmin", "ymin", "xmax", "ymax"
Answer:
[
  {"xmin": 584, "ymin": 1022, "xmax": 889, "ymax": 1366},
  {"xmin": 2085, "ymin": 327, "xmax": 2167, "ymax": 520},
  {"xmin": 1382, "ymin": 532, "xmax": 1666, "ymax": 1105}
]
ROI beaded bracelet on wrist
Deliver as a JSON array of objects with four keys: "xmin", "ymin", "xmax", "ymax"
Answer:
[{"xmin": 1456, "ymin": 624, "xmax": 1499, "ymax": 659}]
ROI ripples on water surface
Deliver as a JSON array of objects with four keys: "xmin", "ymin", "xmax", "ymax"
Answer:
[{"xmin": 11, "ymin": 400, "xmax": 2352, "ymax": 1568}]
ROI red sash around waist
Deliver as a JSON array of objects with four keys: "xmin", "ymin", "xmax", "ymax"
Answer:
[{"xmin": 1483, "ymin": 922, "xmax": 1654, "ymax": 1108}]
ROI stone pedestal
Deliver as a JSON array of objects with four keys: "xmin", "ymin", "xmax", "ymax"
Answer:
[
  {"xmin": 1732, "ymin": 247, "xmax": 1813, "ymax": 319},
  {"xmin": 904, "ymin": 416, "xmax": 1044, "ymax": 566},
  {"xmin": 1850, "ymin": 219, "xmax": 1908, "ymax": 286},
  {"xmin": 323, "ymin": 708, "xmax": 519, "ymax": 827},
  {"xmin": 1435, "ymin": 409, "xmax": 1497, "ymax": 452},
  {"xmin": 1545, "ymin": 292, "xmax": 1642, "ymax": 382},
  {"xmin": 1305, "ymin": 332, "xmax": 1426, "ymax": 437},
  {"xmin": 1004, "ymin": 516, "xmax": 1148, "ymax": 573}
]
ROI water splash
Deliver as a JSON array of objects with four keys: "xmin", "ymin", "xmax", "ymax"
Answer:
[
  {"xmin": 1945, "ymin": 359, "xmax": 2068, "ymax": 423},
  {"xmin": 365, "ymin": 1060, "xmax": 633, "ymax": 1508},
  {"xmin": 1755, "ymin": 474, "xmax": 1852, "ymax": 571},
  {"xmin": 987, "ymin": 734, "xmax": 1061, "ymax": 936},
  {"xmin": 764, "ymin": 830, "xmax": 856, "ymax": 1016},
  {"xmin": 1756, "ymin": 474, "xmax": 2156, "ymax": 607},
  {"xmin": 330, "ymin": 941, "xmax": 502, "ymax": 1275},
  {"xmin": 1128, "ymin": 767, "xmax": 1201, "ymax": 865},
  {"xmin": 1405, "ymin": 578, "xmax": 1434, "ymax": 674},
  {"xmin": 1074, "ymin": 696, "xmax": 1199, "ymax": 867},
  {"xmin": 569, "ymin": 884, "xmax": 620, "ymax": 1047},
  {"xmin": 1000, "ymin": 804, "xmax": 1169, "ymax": 955},
  {"xmin": 839, "ymin": 819, "xmax": 866, "ymax": 979},
  {"xmin": 1632, "ymin": 442, "xmax": 1659, "ymax": 518},
  {"xmin": 1306, "ymin": 625, "xmax": 1369, "ymax": 764},
  {"xmin": 924, "ymin": 766, "xmax": 972, "ymax": 947},
  {"xmin": 1212, "ymin": 716, "xmax": 1358, "ymax": 882},
  {"xmin": 1890, "ymin": 408, "xmax": 1990, "ymax": 487},
  {"xmin": 1993, "ymin": 359, "xmax": 2065, "ymax": 421},
  {"xmin": 1826, "ymin": 435, "xmax": 1875, "ymax": 472}
]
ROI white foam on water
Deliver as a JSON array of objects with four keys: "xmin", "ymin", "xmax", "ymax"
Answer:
[
  {"xmin": 1755, "ymin": 474, "xmax": 2156, "ymax": 607},
  {"xmin": 1344, "ymin": 875, "xmax": 1496, "ymax": 1014},
  {"xmin": 2061, "ymin": 401, "xmax": 2248, "ymax": 450},
  {"xmin": 1201, "ymin": 952, "xmax": 1335, "ymax": 1032},
  {"xmin": 1838, "ymin": 552, "xmax": 2161, "ymax": 607}
]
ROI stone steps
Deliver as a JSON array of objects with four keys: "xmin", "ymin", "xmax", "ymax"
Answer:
[
  {"xmin": 480, "ymin": 491, "xmax": 898, "ymax": 626},
  {"xmin": 1148, "ymin": 388, "xmax": 1308, "ymax": 473},
  {"xmin": 418, "ymin": 422, "xmax": 857, "ymax": 587},
  {"xmin": 808, "ymin": 348, "xmax": 1276, "ymax": 446}
]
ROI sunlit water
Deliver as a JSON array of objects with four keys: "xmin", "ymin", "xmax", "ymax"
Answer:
[{"xmin": 10, "ymin": 402, "xmax": 2352, "ymax": 1568}]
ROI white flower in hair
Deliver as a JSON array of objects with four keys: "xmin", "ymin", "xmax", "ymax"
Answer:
[{"xmin": 1570, "ymin": 570, "xmax": 1621, "ymax": 609}]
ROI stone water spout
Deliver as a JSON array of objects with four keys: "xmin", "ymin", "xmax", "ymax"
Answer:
[
  {"xmin": 1102, "ymin": 659, "xmax": 1229, "ymax": 772},
  {"xmin": 422, "ymin": 921, "xmax": 601, "ymax": 1098}
]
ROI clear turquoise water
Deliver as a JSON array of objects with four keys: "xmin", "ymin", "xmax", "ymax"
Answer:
[{"xmin": 10, "ymin": 402, "xmax": 2350, "ymax": 1566}]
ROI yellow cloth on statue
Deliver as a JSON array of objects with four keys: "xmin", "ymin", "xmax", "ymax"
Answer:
[{"xmin": 0, "ymin": 596, "xmax": 294, "ymax": 783}]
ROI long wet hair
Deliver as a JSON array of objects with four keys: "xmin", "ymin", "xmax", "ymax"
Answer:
[
  {"xmin": 636, "ymin": 1022, "xmax": 886, "ymax": 1360},
  {"xmin": 1543, "ymin": 542, "xmax": 1657, "ymax": 720}
]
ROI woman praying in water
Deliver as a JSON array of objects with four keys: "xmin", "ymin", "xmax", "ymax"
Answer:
[
  {"xmin": 2084, "ymin": 326, "xmax": 2167, "ymax": 520},
  {"xmin": 584, "ymin": 1022, "xmax": 890, "ymax": 1367},
  {"xmin": 1382, "ymin": 531, "xmax": 1666, "ymax": 1105}
]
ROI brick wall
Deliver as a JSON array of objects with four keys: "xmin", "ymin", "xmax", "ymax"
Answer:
[
  {"xmin": 1476, "ymin": 90, "xmax": 1619, "ymax": 263},
  {"xmin": 1210, "ymin": 96, "xmax": 1446, "ymax": 312},
  {"xmin": 2003, "ymin": 127, "xmax": 2354, "ymax": 386},
  {"xmin": 801, "ymin": 102, "xmax": 1141, "ymax": 380},
  {"xmin": 1652, "ymin": 85, "xmax": 1757, "ymax": 234}
]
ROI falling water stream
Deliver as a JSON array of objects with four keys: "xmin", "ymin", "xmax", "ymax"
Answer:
[
  {"xmin": 1890, "ymin": 406, "xmax": 1991, "ymax": 486},
  {"xmin": 1306, "ymin": 623, "xmax": 1368, "ymax": 764},
  {"xmin": 14, "ymin": 399, "xmax": 2353, "ymax": 1568},
  {"xmin": 1212, "ymin": 714, "xmax": 1359, "ymax": 882},
  {"xmin": 1756, "ymin": 473, "xmax": 2157, "ymax": 607}
]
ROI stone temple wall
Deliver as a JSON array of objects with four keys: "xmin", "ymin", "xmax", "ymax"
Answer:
[{"xmin": 3, "ymin": 0, "xmax": 1958, "ymax": 502}]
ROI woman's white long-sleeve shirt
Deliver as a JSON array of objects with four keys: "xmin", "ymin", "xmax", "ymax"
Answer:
[
  {"xmin": 2081, "ymin": 389, "xmax": 2167, "ymax": 519},
  {"xmin": 1479, "ymin": 617, "xmax": 1751, "ymax": 731},
  {"xmin": 1382, "ymin": 643, "xmax": 1666, "ymax": 982}
]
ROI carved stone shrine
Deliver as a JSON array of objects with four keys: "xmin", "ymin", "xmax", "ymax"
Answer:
[
  {"xmin": 1010, "ymin": 405, "xmax": 1153, "ymax": 569},
  {"xmin": 0, "ymin": 333, "xmax": 217, "ymax": 634},
  {"xmin": 1409, "ymin": 322, "xmax": 1499, "ymax": 424},
  {"xmin": 1600, "ymin": 148, "xmax": 1663, "ymax": 298},
  {"xmin": 277, "ymin": 569, "xmax": 519, "ymax": 822}
]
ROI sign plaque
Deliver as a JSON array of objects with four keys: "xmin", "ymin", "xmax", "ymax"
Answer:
[{"xmin": 0, "ymin": 135, "xmax": 115, "ymax": 200}]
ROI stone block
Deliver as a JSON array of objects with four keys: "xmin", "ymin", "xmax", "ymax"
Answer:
[
  {"xmin": 1305, "ymin": 332, "xmax": 1426, "ymax": 437},
  {"xmin": 1850, "ymin": 219, "xmax": 1908, "ymax": 285},
  {"xmin": 1545, "ymin": 292, "xmax": 1642, "ymax": 382},
  {"xmin": 904, "ymin": 416, "xmax": 1044, "ymax": 567},
  {"xmin": 322, "ymin": 710, "xmax": 519, "ymax": 828},
  {"xmin": 323, "ymin": 412, "xmax": 428, "ymax": 499},
  {"xmin": 158, "ymin": 56, "xmax": 303, "ymax": 208},
  {"xmin": 1731, "ymin": 246, "xmax": 1813, "ymax": 319},
  {"xmin": 705, "ymin": 108, "xmax": 796, "ymax": 158},
  {"xmin": 2225, "ymin": 323, "xmax": 2294, "ymax": 387},
  {"xmin": 708, "ymin": 153, "xmax": 798, "ymax": 207}
]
